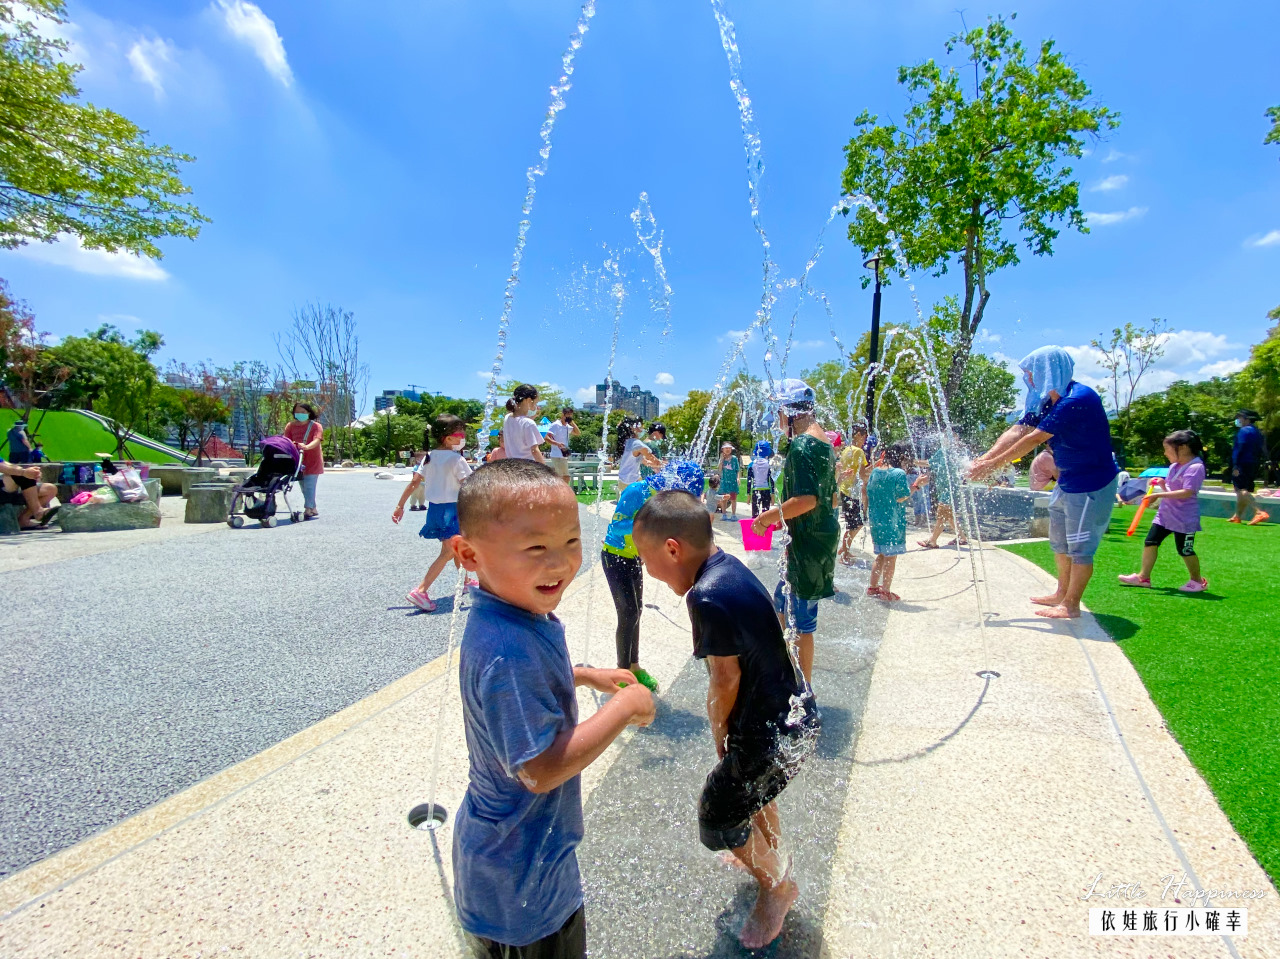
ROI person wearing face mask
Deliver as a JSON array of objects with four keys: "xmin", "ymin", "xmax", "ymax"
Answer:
[
  {"xmin": 751, "ymin": 379, "xmax": 837, "ymax": 683},
  {"xmin": 501, "ymin": 383, "xmax": 548, "ymax": 464},
  {"xmin": 283, "ymin": 402, "xmax": 324, "ymax": 519},
  {"xmin": 393, "ymin": 414, "xmax": 474, "ymax": 612},
  {"xmin": 1230, "ymin": 409, "xmax": 1269, "ymax": 525},
  {"xmin": 970, "ymin": 346, "xmax": 1118, "ymax": 620}
]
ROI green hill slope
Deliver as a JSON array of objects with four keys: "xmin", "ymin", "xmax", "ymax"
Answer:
[{"xmin": 1, "ymin": 409, "xmax": 192, "ymax": 464}]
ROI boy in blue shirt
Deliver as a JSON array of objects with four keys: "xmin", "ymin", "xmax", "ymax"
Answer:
[
  {"xmin": 450, "ymin": 459, "xmax": 655, "ymax": 958},
  {"xmin": 634, "ymin": 490, "xmax": 819, "ymax": 951}
]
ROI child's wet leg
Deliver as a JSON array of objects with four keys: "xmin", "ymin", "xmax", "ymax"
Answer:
[{"xmin": 733, "ymin": 805, "xmax": 798, "ymax": 949}]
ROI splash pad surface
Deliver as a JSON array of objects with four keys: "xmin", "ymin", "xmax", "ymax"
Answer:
[{"xmin": 1, "ymin": 518, "xmax": 1274, "ymax": 957}]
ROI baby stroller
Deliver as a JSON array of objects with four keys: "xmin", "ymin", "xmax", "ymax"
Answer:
[{"xmin": 228, "ymin": 435, "xmax": 303, "ymax": 528}]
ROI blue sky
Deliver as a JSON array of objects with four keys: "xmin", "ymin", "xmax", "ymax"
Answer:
[{"xmin": 4, "ymin": 0, "xmax": 1278, "ymax": 414}]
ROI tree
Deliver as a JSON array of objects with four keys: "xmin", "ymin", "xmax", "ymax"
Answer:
[
  {"xmin": 1090, "ymin": 318, "xmax": 1168, "ymax": 430},
  {"xmin": 277, "ymin": 303, "xmax": 369, "ymax": 460},
  {"xmin": 1239, "ymin": 306, "xmax": 1280, "ymax": 433},
  {"xmin": 0, "ymin": 1, "xmax": 206, "ymax": 256},
  {"xmin": 220, "ymin": 360, "xmax": 273, "ymax": 462},
  {"xmin": 1121, "ymin": 377, "xmax": 1242, "ymax": 476},
  {"xmin": 840, "ymin": 14, "xmax": 1117, "ymax": 401},
  {"xmin": 167, "ymin": 363, "xmax": 229, "ymax": 465},
  {"xmin": 661, "ymin": 389, "xmax": 750, "ymax": 459},
  {"xmin": 1266, "ymin": 105, "xmax": 1279, "ymax": 153},
  {"xmin": 96, "ymin": 344, "xmax": 158, "ymax": 458},
  {"xmin": 44, "ymin": 323, "xmax": 163, "ymax": 410},
  {"xmin": 0, "ymin": 279, "xmax": 68, "ymax": 425}
]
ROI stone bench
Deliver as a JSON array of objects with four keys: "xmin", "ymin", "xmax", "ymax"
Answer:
[
  {"xmin": 185, "ymin": 484, "xmax": 234, "ymax": 524},
  {"xmin": 57, "ymin": 500, "xmax": 161, "ymax": 533},
  {"xmin": 0, "ymin": 503, "xmax": 20, "ymax": 535},
  {"xmin": 148, "ymin": 465, "xmax": 188, "ymax": 496},
  {"xmin": 180, "ymin": 468, "xmax": 218, "ymax": 497}
]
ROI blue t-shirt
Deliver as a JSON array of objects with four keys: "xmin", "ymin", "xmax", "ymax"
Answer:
[
  {"xmin": 453, "ymin": 589, "xmax": 584, "ymax": 946},
  {"xmin": 1233, "ymin": 425, "xmax": 1265, "ymax": 466},
  {"xmin": 6, "ymin": 426, "xmax": 29, "ymax": 464},
  {"xmin": 602, "ymin": 480, "xmax": 652, "ymax": 559},
  {"xmin": 866, "ymin": 467, "xmax": 909, "ymax": 547},
  {"xmin": 1024, "ymin": 381, "xmax": 1118, "ymax": 494}
]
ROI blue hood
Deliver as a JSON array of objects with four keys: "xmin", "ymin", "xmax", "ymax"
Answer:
[{"xmin": 1018, "ymin": 346, "xmax": 1075, "ymax": 420}]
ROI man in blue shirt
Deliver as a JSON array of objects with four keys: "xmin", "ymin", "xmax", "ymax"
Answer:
[
  {"xmin": 450, "ymin": 459, "xmax": 654, "ymax": 958},
  {"xmin": 1230, "ymin": 409, "xmax": 1269, "ymax": 525},
  {"xmin": 970, "ymin": 346, "xmax": 1118, "ymax": 620}
]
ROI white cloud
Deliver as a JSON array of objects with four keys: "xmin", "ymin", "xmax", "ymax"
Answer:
[
  {"xmin": 792, "ymin": 339, "xmax": 827, "ymax": 349},
  {"xmin": 1157, "ymin": 329, "xmax": 1237, "ymax": 368},
  {"xmin": 9, "ymin": 234, "xmax": 168, "ymax": 281},
  {"xmin": 975, "ymin": 328, "xmax": 1001, "ymax": 346},
  {"xmin": 1086, "ymin": 207, "xmax": 1147, "ymax": 227},
  {"xmin": 654, "ymin": 371, "xmax": 675, "ymax": 386},
  {"xmin": 1102, "ymin": 149, "xmax": 1132, "ymax": 164},
  {"xmin": 659, "ymin": 391, "xmax": 687, "ymax": 408},
  {"xmin": 214, "ymin": 0, "xmax": 293, "ymax": 87},
  {"xmin": 127, "ymin": 36, "xmax": 175, "ymax": 98},
  {"xmin": 575, "ymin": 386, "xmax": 595, "ymax": 403},
  {"xmin": 1089, "ymin": 175, "xmax": 1129, "ymax": 192},
  {"xmin": 1245, "ymin": 230, "xmax": 1280, "ymax": 249},
  {"xmin": 719, "ymin": 328, "xmax": 752, "ymax": 344},
  {"xmin": 1198, "ymin": 359, "xmax": 1246, "ymax": 379}
]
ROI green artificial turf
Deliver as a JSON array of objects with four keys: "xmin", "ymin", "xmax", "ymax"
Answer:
[
  {"xmin": 1002, "ymin": 508, "xmax": 1280, "ymax": 886},
  {"xmin": 1, "ymin": 408, "xmax": 189, "ymax": 464},
  {"xmin": 575, "ymin": 481, "xmax": 618, "ymax": 505}
]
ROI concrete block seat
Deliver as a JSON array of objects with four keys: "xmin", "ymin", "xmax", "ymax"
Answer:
[
  {"xmin": 180, "ymin": 469, "xmax": 218, "ymax": 497},
  {"xmin": 0, "ymin": 503, "xmax": 20, "ymax": 535},
  {"xmin": 148, "ymin": 465, "xmax": 188, "ymax": 496},
  {"xmin": 57, "ymin": 500, "xmax": 161, "ymax": 533},
  {"xmin": 185, "ymin": 484, "xmax": 235, "ymax": 524}
]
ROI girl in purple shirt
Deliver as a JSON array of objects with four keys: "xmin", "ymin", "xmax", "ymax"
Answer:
[{"xmin": 1118, "ymin": 430, "xmax": 1209, "ymax": 592}]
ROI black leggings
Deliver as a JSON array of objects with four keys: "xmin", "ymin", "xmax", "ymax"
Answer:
[
  {"xmin": 601, "ymin": 551, "xmax": 643, "ymax": 668},
  {"xmin": 751, "ymin": 488, "xmax": 773, "ymax": 517},
  {"xmin": 1144, "ymin": 522, "xmax": 1196, "ymax": 557}
]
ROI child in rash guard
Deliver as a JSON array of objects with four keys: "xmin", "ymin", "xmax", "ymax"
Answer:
[
  {"xmin": 450, "ymin": 460, "xmax": 655, "ymax": 959},
  {"xmin": 633, "ymin": 490, "xmax": 820, "ymax": 951}
]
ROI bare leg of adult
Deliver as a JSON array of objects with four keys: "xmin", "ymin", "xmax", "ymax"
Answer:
[
  {"xmin": 1232, "ymin": 489, "xmax": 1250, "ymax": 522},
  {"xmin": 1031, "ymin": 552, "xmax": 1071, "ymax": 606},
  {"xmin": 1036, "ymin": 561, "xmax": 1092, "ymax": 619}
]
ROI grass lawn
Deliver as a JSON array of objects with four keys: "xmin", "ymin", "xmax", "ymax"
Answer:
[
  {"xmin": 575, "ymin": 480, "xmax": 618, "ymax": 505},
  {"xmin": 1002, "ymin": 509, "xmax": 1280, "ymax": 886},
  {"xmin": 1, "ymin": 408, "xmax": 188, "ymax": 464}
]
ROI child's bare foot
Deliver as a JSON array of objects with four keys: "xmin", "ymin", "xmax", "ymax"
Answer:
[
  {"xmin": 739, "ymin": 877, "xmax": 798, "ymax": 949},
  {"xmin": 717, "ymin": 851, "xmax": 751, "ymax": 873},
  {"xmin": 1029, "ymin": 593, "xmax": 1065, "ymax": 607},
  {"xmin": 1035, "ymin": 604, "xmax": 1080, "ymax": 619}
]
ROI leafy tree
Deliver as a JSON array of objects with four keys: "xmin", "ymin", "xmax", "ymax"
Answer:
[
  {"xmin": 44, "ymin": 323, "xmax": 163, "ymax": 409},
  {"xmin": 1239, "ymin": 306, "xmax": 1280, "ymax": 433},
  {"xmin": 1090, "ymin": 318, "xmax": 1168, "ymax": 430},
  {"xmin": 660, "ymin": 389, "xmax": 750, "ymax": 460},
  {"xmin": 143, "ymin": 382, "xmax": 190, "ymax": 448},
  {"xmin": 1266, "ymin": 105, "xmax": 1279, "ymax": 153},
  {"xmin": 840, "ymin": 14, "xmax": 1117, "ymax": 401},
  {"xmin": 167, "ymin": 363, "xmax": 229, "ymax": 465},
  {"xmin": 219, "ymin": 360, "xmax": 273, "ymax": 462},
  {"xmin": 1121, "ymin": 377, "xmax": 1243, "ymax": 476},
  {"xmin": 96, "ymin": 345, "xmax": 159, "ymax": 458},
  {"xmin": 0, "ymin": 278, "xmax": 68, "ymax": 425},
  {"xmin": 0, "ymin": 0, "xmax": 205, "ymax": 255},
  {"xmin": 358, "ymin": 410, "xmax": 429, "ymax": 464}
]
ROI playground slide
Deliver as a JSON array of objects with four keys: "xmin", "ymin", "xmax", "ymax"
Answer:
[{"xmin": 0, "ymin": 408, "xmax": 193, "ymax": 465}]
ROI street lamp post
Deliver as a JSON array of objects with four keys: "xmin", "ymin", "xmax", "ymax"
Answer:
[{"xmin": 863, "ymin": 253, "xmax": 884, "ymax": 429}]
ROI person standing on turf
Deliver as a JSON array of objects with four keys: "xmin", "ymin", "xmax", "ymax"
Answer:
[
  {"xmin": 970, "ymin": 346, "xmax": 1118, "ymax": 620},
  {"xmin": 1118, "ymin": 429, "xmax": 1209, "ymax": 592},
  {"xmin": 1230, "ymin": 409, "xmax": 1269, "ymax": 525},
  {"xmin": 751, "ymin": 379, "xmax": 837, "ymax": 682}
]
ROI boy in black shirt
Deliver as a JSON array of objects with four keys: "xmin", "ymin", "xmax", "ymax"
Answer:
[{"xmin": 633, "ymin": 490, "xmax": 820, "ymax": 950}]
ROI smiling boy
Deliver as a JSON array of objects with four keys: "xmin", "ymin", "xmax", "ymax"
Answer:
[
  {"xmin": 450, "ymin": 460, "xmax": 655, "ymax": 958},
  {"xmin": 634, "ymin": 490, "xmax": 819, "ymax": 950}
]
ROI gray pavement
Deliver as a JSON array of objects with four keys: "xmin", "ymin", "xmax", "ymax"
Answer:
[{"xmin": 0, "ymin": 471, "xmax": 607, "ymax": 879}]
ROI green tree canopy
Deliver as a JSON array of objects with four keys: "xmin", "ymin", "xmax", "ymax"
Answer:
[
  {"xmin": 1266, "ymin": 105, "xmax": 1279, "ymax": 153},
  {"xmin": 1239, "ymin": 306, "xmax": 1280, "ymax": 433},
  {"xmin": 0, "ymin": 0, "xmax": 206, "ymax": 255},
  {"xmin": 840, "ymin": 14, "xmax": 1117, "ymax": 400},
  {"xmin": 44, "ymin": 323, "xmax": 163, "ymax": 409},
  {"xmin": 1120, "ymin": 377, "xmax": 1243, "ymax": 475}
]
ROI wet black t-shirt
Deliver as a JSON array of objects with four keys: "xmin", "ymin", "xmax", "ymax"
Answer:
[{"xmin": 687, "ymin": 549, "xmax": 809, "ymax": 747}]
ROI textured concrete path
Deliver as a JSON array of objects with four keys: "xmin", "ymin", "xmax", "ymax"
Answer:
[{"xmin": 0, "ymin": 519, "xmax": 1275, "ymax": 957}]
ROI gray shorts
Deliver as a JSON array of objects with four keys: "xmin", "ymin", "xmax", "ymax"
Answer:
[
  {"xmin": 1048, "ymin": 478, "xmax": 1118, "ymax": 562},
  {"xmin": 548, "ymin": 457, "xmax": 570, "ymax": 478}
]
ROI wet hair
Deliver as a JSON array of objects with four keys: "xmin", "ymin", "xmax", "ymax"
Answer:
[
  {"xmin": 881, "ymin": 443, "xmax": 911, "ymax": 469},
  {"xmin": 505, "ymin": 383, "xmax": 539, "ymax": 414},
  {"xmin": 422, "ymin": 414, "xmax": 467, "ymax": 463},
  {"xmin": 648, "ymin": 422, "xmax": 666, "ymax": 437},
  {"xmin": 293, "ymin": 402, "xmax": 318, "ymax": 420},
  {"xmin": 457, "ymin": 459, "xmax": 570, "ymax": 537},
  {"xmin": 634, "ymin": 490, "xmax": 713, "ymax": 550},
  {"xmin": 1164, "ymin": 429, "xmax": 1204, "ymax": 463},
  {"xmin": 707, "ymin": 474, "xmax": 721, "ymax": 491},
  {"xmin": 614, "ymin": 416, "xmax": 643, "ymax": 458}
]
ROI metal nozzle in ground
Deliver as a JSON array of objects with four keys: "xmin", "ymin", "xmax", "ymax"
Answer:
[
  {"xmin": 976, "ymin": 670, "xmax": 1000, "ymax": 680},
  {"xmin": 408, "ymin": 803, "xmax": 448, "ymax": 831}
]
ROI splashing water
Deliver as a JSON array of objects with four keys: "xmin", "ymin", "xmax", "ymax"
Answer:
[
  {"xmin": 630, "ymin": 192, "xmax": 673, "ymax": 343},
  {"xmin": 476, "ymin": 1, "xmax": 599, "ymax": 459}
]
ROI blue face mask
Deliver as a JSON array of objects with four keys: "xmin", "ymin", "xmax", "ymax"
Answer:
[{"xmin": 294, "ymin": 412, "xmax": 309, "ymax": 422}]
